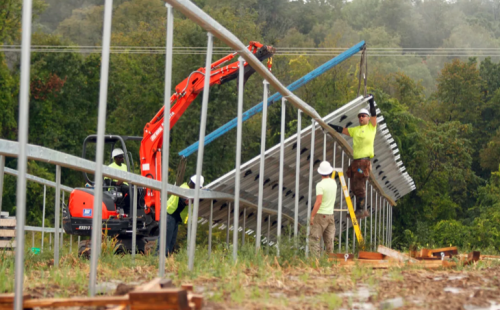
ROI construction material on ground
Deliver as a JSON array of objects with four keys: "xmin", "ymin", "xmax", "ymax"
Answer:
[
  {"xmin": 0, "ymin": 278, "xmax": 203, "ymax": 310},
  {"xmin": 0, "ymin": 215, "xmax": 15, "ymax": 255},
  {"xmin": 377, "ymin": 245, "xmax": 418, "ymax": 263}
]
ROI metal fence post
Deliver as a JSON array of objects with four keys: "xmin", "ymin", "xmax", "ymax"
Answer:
[
  {"xmin": 231, "ymin": 56, "xmax": 245, "ymax": 262},
  {"xmin": 370, "ymin": 185, "xmax": 373, "ymax": 248},
  {"xmin": 132, "ymin": 185, "xmax": 138, "ymax": 259},
  {"xmin": 256, "ymin": 80, "xmax": 269, "ymax": 250},
  {"xmin": 305, "ymin": 120, "xmax": 316, "ymax": 257},
  {"xmin": 13, "ymin": 0, "xmax": 33, "ymax": 306},
  {"xmin": 266, "ymin": 214, "xmax": 271, "ymax": 255},
  {"xmin": 208, "ymin": 200, "xmax": 213, "ymax": 258},
  {"xmin": 60, "ymin": 191, "xmax": 64, "ymax": 250},
  {"xmin": 158, "ymin": 1, "xmax": 174, "ymax": 277},
  {"xmin": 189, "ymin": 32, "xmax": 214, "ymax": 270},
  {"xmin": 89, "ymin": 0, "xmax": 113, "ymax": 296},
  {"xmin": 41, "ymin": 185, "xmax": 46, "ymax": 252},
  {"xmin": 373, "ymin": 192, "xmax": 378, "ymax": 250},
  {"xmin": 54, "ymin": 165, "xmax": 61, "ymax": 267},
  {"xmin": 338, "ymin": 150, "xmax": 344, "ymax": 253},
  {"xmin": 294, "ymin": 110, "xmax": 301, "ymax": 240},
  {"xmin": 276, "ymin": 97, "xmax": 286, "ymax": 256},
  {"xmin": 0, "ymin": 155, "xmax": 4, "ymax": 215},
  {"xmin": 187, "ymin": 199, "xmax": 192, "ymax": 252},
  {"xmin": 226, "ymin": 202, "xmax": 231, "ymax": 246},
  {"xmin": 241, "ymin": 208, "xmax": 246, "ymax": 246},
  {"xmin": 323, "ymin": 132, "xmax": 326, "ymax": 160},
  {"xmin": 346, "ymin": 159, "xmax": 350, "ymax": 253}
]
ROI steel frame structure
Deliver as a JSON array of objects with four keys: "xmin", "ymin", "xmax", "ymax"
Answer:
[{"xmin": 3, "ymin": 0, "xmax": 411, "ymax": 307}]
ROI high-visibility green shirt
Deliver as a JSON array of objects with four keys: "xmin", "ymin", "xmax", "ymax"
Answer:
[
  {"xmin": 316, "ymin": 178, "xmax": 337, "ymax": 215},
  {"xmin": 348, "ymin": 122, "xmax": 377, "ymax": 159},
  {"xmin": 105, "ymin": 162, "xmax": 128, "ymax": 185},
  {"xmin": 167, "ymin": 182, "xmax": 190, "ymax": 224}
]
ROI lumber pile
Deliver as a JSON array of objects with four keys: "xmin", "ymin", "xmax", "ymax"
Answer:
[
  {"xmin": 0, "ymin": 278, "xmax": 203, "ymax": 310},
  {"xmin": 0, "ymin": 213, "xmax": 15, "ymax": 256},
  {"xmin": 329, "ymin": 245, "xmax": 483, "ymax": 269}
]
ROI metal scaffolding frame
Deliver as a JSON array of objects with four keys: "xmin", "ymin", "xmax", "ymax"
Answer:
[{"xmin": 2, "ymin": 0, "xmax": 416, "ymax": 306}]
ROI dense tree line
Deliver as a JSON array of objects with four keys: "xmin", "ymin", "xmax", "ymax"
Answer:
[{"xmin": 2, "ymin": 0, "xmax": 500, "ymax": 252}]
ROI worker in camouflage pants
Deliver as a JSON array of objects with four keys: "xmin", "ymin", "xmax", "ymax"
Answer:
[
  {"xmin": 310, "ymin": 161, "xmax": 337, "ymax": 256},
  {"xmin": 329, "ymin": 95, "xmax": 377, "ymax": 219}
]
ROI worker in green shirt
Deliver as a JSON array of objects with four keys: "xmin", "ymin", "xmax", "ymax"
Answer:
[
  {"xmin": 105, "ymin": 148, "xmax": 130, "ymax": 214},
  {"xmin": 157, "ymin": 175, "xmax": 204, "ymax": 256},
  {"xmin": 329, "ymin": 95, "xmax": 377, "ymax": 219},
  {"xmin": 310, "ymin": 161, "xmax": 337, "ymax": 256}
]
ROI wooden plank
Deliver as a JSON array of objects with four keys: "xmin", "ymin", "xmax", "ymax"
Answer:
[
  {"xmin": 377, "ymin": 245, "xmax": 418, "ymax": 263},
  {"xmin": 22, "ymin": 296, "xmax": 128, "ymax": 308},
  {"xmin": 0, "ymin": 293, "xmax": 31, "ymax": 310},
  {"xmin": 0, "ymin": 240, "xmax": 16, "ymax": 248},
  {"xmin": 188, "ymin": 293, "xmax": 203, "ymax": 310},
  {"xmin": 328, "ymin": 253, "xmax": 354, "ymax": 260},
  {"xmin": 358, "ymin": 251, "xmax": 385, "ymax": 260},
  {"xmin": 333, "ymin": 259, "xmax": 456, "ymax": 270},
  {"xmin": 0, "ymin": 219, "xmax": 16, "ymax": 227},
  {"xmin": 0, "ymin": 230, "xmax": 15, "ymax": 237},
  {"xmin": 464, "ymin": 251, "xmax": 481, "ymax": 265},
  {"xmin": 428, "ymin": 246, "xmax": 458, "ymax": 257},
  {"xmin": 129, "ymin": 289, "xmax": 189, "ymax": 310},
  {"xmin": 108, "ymin": 278, "xmax": 163, "ymax": 310},
  {"xmin": 0, "ymin": 250, "xmax": 14, "ymax": 256},
  {"xmin": 480, "ymin": 255, "xmax": 500, "ymax": 260}
]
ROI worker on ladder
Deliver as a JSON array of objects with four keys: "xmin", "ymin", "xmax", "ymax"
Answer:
[
  {"xmin": 329, "ymin": 95, "xmax": 377, "ymax": 219},
  {"xmin": 310, "ymin": 161, "xmax": 337, "ymax": 256}
]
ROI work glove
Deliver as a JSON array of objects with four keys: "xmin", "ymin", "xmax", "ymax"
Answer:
[
  {"xmin": 368, "ymin": 93, "xmax": 376, "ymax": 117},
  {"xmin": 328, "ymin": 123, "xmax": 344, "ymax": 134}
]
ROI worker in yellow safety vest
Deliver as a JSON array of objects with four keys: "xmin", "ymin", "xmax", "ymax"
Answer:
[
  {"xmin": 105, "ymin": 148, "xmax": 130, "ymax": 214},
  {"xmin": 157, "ymin": 175, "xmax": 204, "ymax": 256},
  {"xmin": 328, "ymin": 95, "xmax": 377, "ymax": 219}
]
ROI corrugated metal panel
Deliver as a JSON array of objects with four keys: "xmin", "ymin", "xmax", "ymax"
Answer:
[{"xmin": 199, "ymin": 96, "xmax": 414, "ymax": 239}]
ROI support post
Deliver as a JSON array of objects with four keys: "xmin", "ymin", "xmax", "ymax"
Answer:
[
  {"xmin": 266, "ymin": 215, "xmax": 271, "ymax": 255},
  {"xmin": 208, "ymin": 200, "xmax": 213, "ymax": 258},
  {"xmin": 158, "ymin": 2, "xmax": 174, "ymax": 276},
  {"xmin": 241, "ymin": 208, "xmax": 246, "ymax": 246},
  {"xmin": 41, "ymin": 185, "xmax": 46, "ymax": 252},
  {"xmin": 346, "ymin": 159, "xmax": 350, "ymax": 253},
  {"xmin": 54, "ymin": 165, "xmax": 61, "ymax": 267},
  {"xmin": 231, "ymin": 56, "xmax": 245, "ymax": 262},
  {"xmin": 294, "ymin": 110, "xmax": 301, "ymax": 239},
  {"xmin": 0, "ymin": 155, "xmax": 4, "ymax": 215},
  {"xmin": 188, "ymin": 32, "xmax": 213, "ymax": 270},
  {"xmin": 132, "ymin": 185, "xmax": 138, "ymax": 259},
  {"xmin": 323, "ymin": 132, "xmax": 326, "ymax": 160},
  {"xmin": 276, "ymin": 97, "xmax": 286, "ymax": 256},
  {"xmin": 256, "ymin": 80, "xmax": 269, "ymax": 250},
  {"xmin": 338, "ymin": 151, "xmax": 344, "ymax": 253},
  {"xmin": 14, "ymin": 0, "xmax": 33, "ymax": 306},
  {"xmin": 370, "ymin": 185, "xmax": 373, "ymax": 248},
  {"xmin": 32, "ymin": 231, "xmax": 34, "ymax": 248},
  {"xmin": 187, "ymin": 199, "xmax": 192, "ymax": 252},
  {"xmin": 89, "ymin": 0, "xmax": 113, "ymax": 296},
  {"xmin": 305, "ymin": 120, "xmax": 316, "ymax": 257},
  {"xmin": 374, "ymin": 192, "xmax": 378, "ymax": 250},
  {"xmin": 60, "ymin": 191, "xmax": 64, "ymax": 250},
  {"xmin": 226, "ymin": 203, "xmax": 231, "ymax": 246}
]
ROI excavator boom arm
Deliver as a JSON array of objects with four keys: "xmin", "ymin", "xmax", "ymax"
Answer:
[{"xmin": 139, "ymin": 42, "xmax": 275, "ymax": 219}]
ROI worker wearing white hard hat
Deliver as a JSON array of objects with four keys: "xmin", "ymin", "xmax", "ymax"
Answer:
[
  {"xmin": 328, "ymin": 95, "xmax": 378, "ymax": 219},
  {"xmin": 157, "ymin": 174, "xmax": 205, "ymax": 256},
  {"xmin": 104, "ymin": 148, "xmax": 130, "ymax": 214},
  {"xmin": 309, "ymin": 161, "xmax": 337, "ymax": 257}
]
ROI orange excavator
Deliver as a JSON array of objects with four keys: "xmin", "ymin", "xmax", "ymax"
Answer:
[{"xmin": 63, "ymin": 42, "xmax": 275, "ymax": 256}]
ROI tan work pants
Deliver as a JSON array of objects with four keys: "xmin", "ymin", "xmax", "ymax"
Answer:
[{"xmin": 310, "ymin": 214, "xmax": 336, "ymax": 257}]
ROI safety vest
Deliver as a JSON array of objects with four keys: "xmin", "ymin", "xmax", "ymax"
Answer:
[
  {"xmin": 167, "ymin": 182, "xmax": 190, "ymax": 224},
  {"xmin": 105, "ymin": 162, "xmax": 128, "ymax": 185}
]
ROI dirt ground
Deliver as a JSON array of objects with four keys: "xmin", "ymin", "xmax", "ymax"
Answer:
[
  {"xmin": 8, "ymin": 254, "xmax": 500, "ymax": 310},
  {"xmin": 195, "ymin": 263, "xmax": 500, "ymax": 310}
]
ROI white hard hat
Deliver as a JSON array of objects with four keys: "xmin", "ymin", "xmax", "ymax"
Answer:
[
  {"xmin": 317, "ymin": 161, "xmax": 334, "ymax": 175},
  {"xmin": 190, "ymin": 175, "xmax": 205, "ymax": 187},
  {"xmin": 112, "ymin": 148, "xmax": 124, "ymax": 158},
  {"xmin": 358, "ymin": 108, "xmax": 370, "ymax": 116}
]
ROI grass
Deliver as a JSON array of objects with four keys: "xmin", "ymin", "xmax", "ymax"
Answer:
[{"xmin": 2, "ymin": 233, "xmax": 500, "ymax": 309}]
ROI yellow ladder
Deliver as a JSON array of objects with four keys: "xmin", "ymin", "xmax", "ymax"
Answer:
[{"xmin": 332, "ymin": 169, "xmax": 365, "ymax": 248}]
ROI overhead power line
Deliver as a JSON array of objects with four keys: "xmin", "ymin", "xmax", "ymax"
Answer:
[{"xmin": 2, "ymin": 45, "xmax": 500, "ymax": 57}]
